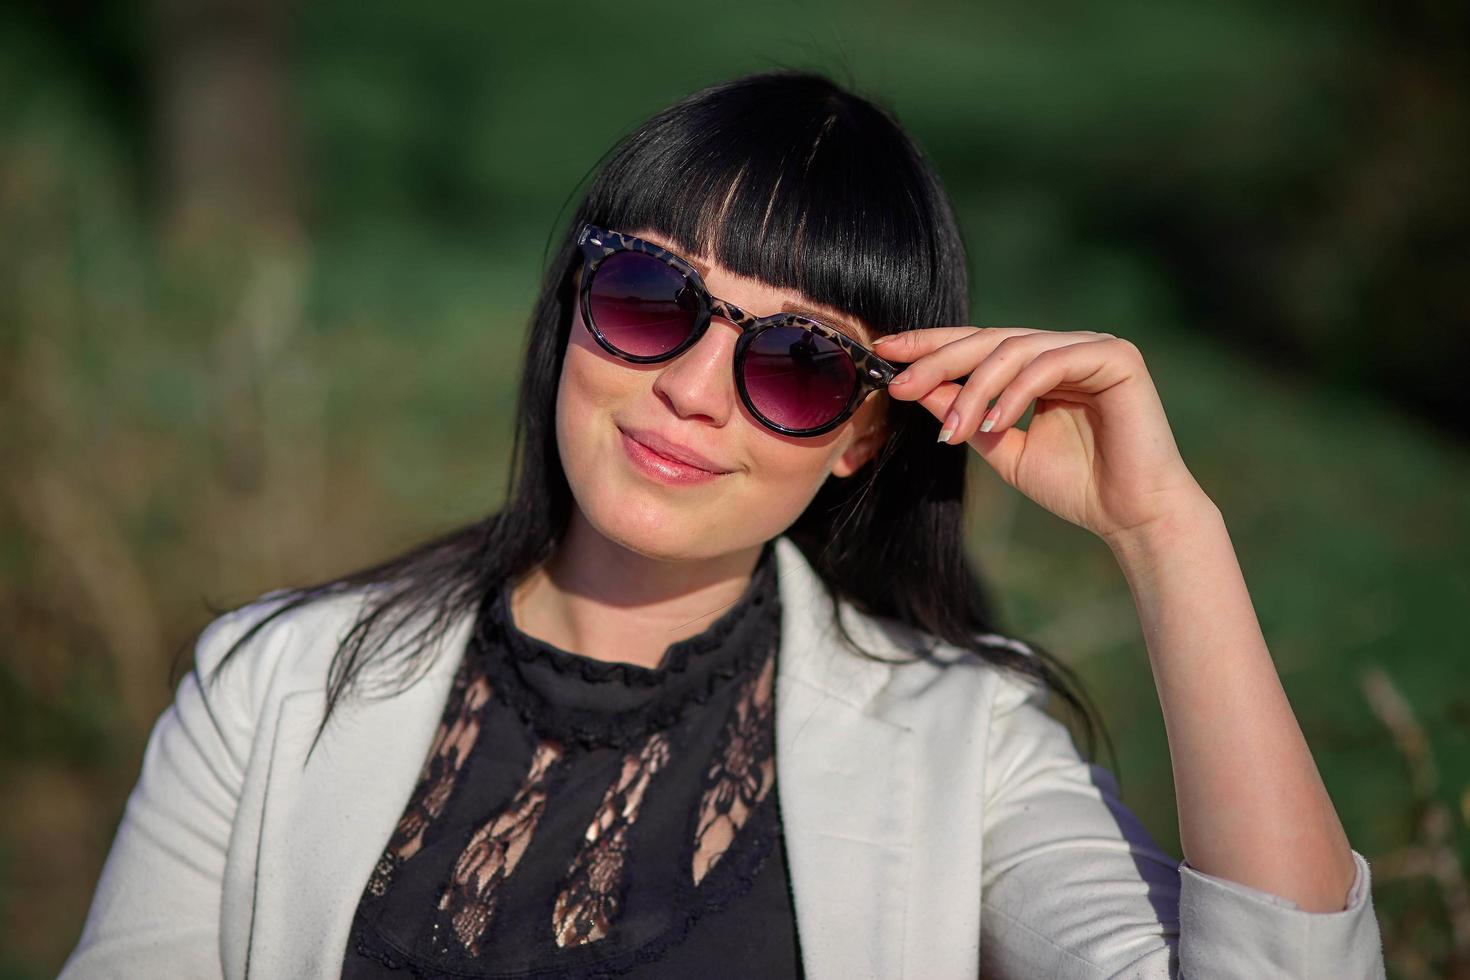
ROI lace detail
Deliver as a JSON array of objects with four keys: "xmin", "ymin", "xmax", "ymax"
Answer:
[
  {"xmin": 693, "ymin": 649, "xmax": 777, "ymax": 886},
  {"xmin": 367, "ymin": 670, "xmax": 494, "ymax": 897},
  {"xmin": 552, "ymin": 732, "xmax": 673, "ymax": 947},
  {"xmin": 434, "ymin": 739, "xmax": 567, "ymax": 956},
  {"xmin": 474, "ymin": 541, "xmax": 780, "ymax": 751},
  {"xmin": 478, "ymin": 636, "xmax": 774, "ymax": 751},
  {"xmin": 344, "ymin": 548, "xmax": 799, "ymax": 979},
  {"xmin": 351, "ymin": 807, "xmax": 786, "ymax": 980},
  {"xmin": 491, "ymin": 538, "xmax": 775, "ymax": 687},
  {"xmin": 495, "ymin": 590, "xmax": 769, "ymax": 686}
]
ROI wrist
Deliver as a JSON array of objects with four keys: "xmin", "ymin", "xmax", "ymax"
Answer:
[{"xmin": 1103, "ymin": 490, "xmax": 1224, "ymax": 566}]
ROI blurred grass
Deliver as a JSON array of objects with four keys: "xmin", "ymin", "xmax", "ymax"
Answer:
[{"xmin": 2, "ymin": 1, "xmax": 1467, "ymax": 977}]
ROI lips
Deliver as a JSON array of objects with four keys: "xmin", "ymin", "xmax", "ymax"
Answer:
[{"xmin": 619, "ymin": 426, "xmax": 732, "ymax": 474}]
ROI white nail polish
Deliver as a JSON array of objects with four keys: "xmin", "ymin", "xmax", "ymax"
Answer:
[{"xmin": 937, "ymin": 411, "xmax": 959, "ymax": 443}]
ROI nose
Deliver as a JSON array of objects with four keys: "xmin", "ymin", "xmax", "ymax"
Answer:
[{"xmin": 650, "ymin": 315, "xmax": 743, "ymax": 426}]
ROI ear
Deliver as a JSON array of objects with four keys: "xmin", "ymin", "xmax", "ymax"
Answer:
[{"xmin": 831, "ymin": 414, "xmax": 890, "ymax": 479}]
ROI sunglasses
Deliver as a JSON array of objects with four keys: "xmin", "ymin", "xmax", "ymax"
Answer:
[{"xmin": 575, "ymin": 222, "xmax": 903, "ymax": 437}]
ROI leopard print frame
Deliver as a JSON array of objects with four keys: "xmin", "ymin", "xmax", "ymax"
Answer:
[{"xmin": 575, "ymin": 222, "xmax": 903, "ymax": 437}]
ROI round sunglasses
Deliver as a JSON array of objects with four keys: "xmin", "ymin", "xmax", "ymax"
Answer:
[{"xmin": 575, "ymin": 222, "xmax": 903, "ymax": 437}]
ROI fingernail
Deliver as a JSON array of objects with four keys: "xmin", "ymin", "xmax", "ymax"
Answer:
[
  {"xmin": 979, "ymin": 408, "xmax": 998, "ymax": 433},
  {"xmin": 937, "ymin": 410, "xmax": 960, "ymax": 443},
  {"xmin": 890, "ymin": 370, "xmax": 911, "ymax": 387}
]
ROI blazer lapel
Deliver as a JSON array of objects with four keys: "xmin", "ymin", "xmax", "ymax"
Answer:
[
  {"xmin": 770, "ymin": 537, "xmax": 917, "ymax": 980},
  {"xmin": 245, "ymin": 614, "xmax": 475, "ymax": 979},
  {"xmin": 244, "ymin": 535, "xmax": 918, "ymax": 980}
]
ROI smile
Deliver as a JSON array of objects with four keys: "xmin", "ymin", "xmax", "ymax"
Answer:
[{"xmin": 618, "ymin": 429, "xmax": 729, "ymax": 486}]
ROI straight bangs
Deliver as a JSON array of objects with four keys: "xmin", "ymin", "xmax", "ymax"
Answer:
[{"xmin": 577, "ymin": 72, "xmax": 970, "ymax": 338}]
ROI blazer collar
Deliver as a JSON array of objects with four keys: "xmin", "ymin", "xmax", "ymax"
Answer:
[{"xmin": 242, "ymin": 534, "xmax": 915, "ymax": 980}]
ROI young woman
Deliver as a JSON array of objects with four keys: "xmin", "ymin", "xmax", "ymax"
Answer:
[{"xmin": 62, "ymin": 70, "xmax": 1386, "ymax": 979}]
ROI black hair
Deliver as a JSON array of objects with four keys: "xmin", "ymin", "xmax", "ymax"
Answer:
[{"xmin": 187, "ymin": 67, "xmax": 1111, "ymax": 771}]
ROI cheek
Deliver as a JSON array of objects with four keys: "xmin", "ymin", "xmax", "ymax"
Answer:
[
  {"xmin": 555, "ymin": 342, "xmax": 632, "ymax": 490},
  {"xmin": 740, "ymin": 432, "xmax": 851, "ymax": 511},
  {"xmin": 558, "ymin": 314, "xmax": 640, "ymax": 419}
]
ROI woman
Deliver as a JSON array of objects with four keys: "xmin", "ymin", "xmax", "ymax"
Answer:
[{"xmin": 62, "ymin": 70, "xmax": 1385, "ymax": 978}]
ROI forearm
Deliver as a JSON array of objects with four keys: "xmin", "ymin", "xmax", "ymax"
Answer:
[{"xmin": 1105, "ymin": 494, "xmax": 1358, "ymax": 912}]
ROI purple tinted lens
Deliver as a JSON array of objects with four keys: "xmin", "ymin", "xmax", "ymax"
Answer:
[
  {"xmin": 743, "ymin": 325, "xmax": 858, "ymax": 431},
  {"xmin": 587, "ymin": 251, "xmax": 699, "ymax": 357}
]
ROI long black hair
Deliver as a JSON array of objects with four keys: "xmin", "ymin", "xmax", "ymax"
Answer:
[{"xmin": 192, "ymin": 67, "xmax": 1111, "ymax": 770}]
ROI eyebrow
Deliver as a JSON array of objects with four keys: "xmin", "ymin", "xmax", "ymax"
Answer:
[
  {"xmin": 781, "ymin": 304, "xmax": 866, "ymax": 343},
  {"xmin": 675, "ymin": 249, "xmax": 867, "ymax": 344}
]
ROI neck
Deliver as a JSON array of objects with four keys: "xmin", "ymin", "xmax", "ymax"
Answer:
[{"xmin": 508, "ymin": 509, "xmax": 767, "ymax": 669}]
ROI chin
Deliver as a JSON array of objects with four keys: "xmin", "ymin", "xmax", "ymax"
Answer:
[{"xmin": 583, "ymin": 506, "xmax": 710, "ymax": 562}]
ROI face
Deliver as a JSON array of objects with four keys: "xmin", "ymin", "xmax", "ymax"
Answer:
[{"xmin": 555, "ymin": 227, "xmax": 892, "ymax": 563}]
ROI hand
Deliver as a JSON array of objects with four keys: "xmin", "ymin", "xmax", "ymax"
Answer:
[{"xmin": 874, "ymin": 327, "xmax": 1209, "ymax": 544}]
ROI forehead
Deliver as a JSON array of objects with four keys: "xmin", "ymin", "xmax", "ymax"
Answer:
[{"xmin": 625, "ymin": 226, "xmax": 875, "ymax": 344}]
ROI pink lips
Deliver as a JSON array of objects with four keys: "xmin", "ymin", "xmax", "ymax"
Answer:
[{"xmin": 619, "ymin": 428, "xmax": 730, "ymax": 486}]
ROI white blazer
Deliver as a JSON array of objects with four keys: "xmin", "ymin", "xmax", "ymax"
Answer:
[{"xmin": 61, "ymin": 535, "xmax": 1386, "ymax": 979}]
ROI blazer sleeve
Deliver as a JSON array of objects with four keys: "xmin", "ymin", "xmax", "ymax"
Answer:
[
  {"xmin": 58, "ymin": 598, "xmax": 293, "ymax": 980},
  {"xmin": 978, "ymin": 669, "xmax": 1387, "ymax": 979}
]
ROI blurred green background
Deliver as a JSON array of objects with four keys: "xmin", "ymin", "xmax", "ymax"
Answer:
[{"xmin": 2, "ymin": 1, "xmax": 1466, "ymax": 977}]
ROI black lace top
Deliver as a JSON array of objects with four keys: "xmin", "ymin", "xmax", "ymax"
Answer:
[{"xmin": 341, "ymin": 539, "xmax": 804, "ymax": 979}]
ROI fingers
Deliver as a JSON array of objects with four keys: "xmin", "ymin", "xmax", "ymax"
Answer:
[
  {"xmin": 873, "ymin": 326, "xmax": 1037, "ymax": 367},
  {"xmin": 882, "ymin": 327, "xmax": 1095, "ymax": 393},
  {"xmin": 931, "ymin": 332, "xmax": 1077, "ymax": 441},
  {"xmin": 882, "ymin": 330, "xmax": 1040, "ymax": 405},
  {"xmin": 875, "ymin": 325, "xmax": 1125, "ymax": 440},
  {"xmin": 942, "ymin": 336, "xmax": 1131, "ymax": 444},
  {"xmin": 883, "ymin": 327, "xmax": 1106, "ymax": 419}
]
